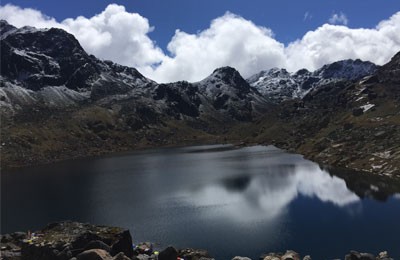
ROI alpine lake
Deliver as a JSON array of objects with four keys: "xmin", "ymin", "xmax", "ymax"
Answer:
[{"xmin": 2, "ymin": 145, "xmax": 400, "ymax": 259}]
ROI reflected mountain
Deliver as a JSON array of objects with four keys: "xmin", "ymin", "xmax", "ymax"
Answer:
[
  {"xmin": 222, "ymin": 175, "xmax": 252, "ymax": 192},
  {"xmin": 328, "ymin": 167, "xmax": 400, "ymax": 202},
  {"xmin": 2, "ymin": 145, "xmax": 400, "ymax": 260}
]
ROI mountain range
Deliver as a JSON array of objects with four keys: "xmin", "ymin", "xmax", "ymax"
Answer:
[{"xmin": 1, "ymin": 20, "xmax": 399, "ymax": 177}]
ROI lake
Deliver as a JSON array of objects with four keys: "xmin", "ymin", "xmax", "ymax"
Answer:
[{"xmin": 1, "ymin": 145, "xmax": 400, "ymax": 259}]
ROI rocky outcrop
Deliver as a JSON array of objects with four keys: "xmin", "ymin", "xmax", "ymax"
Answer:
[
  {"xmin": 178, "ymin": 248, "xmax": 213, "ymax": 260},
  {"xmin": 0, "ymin": 224, "xmax": 396, "ymax": 260},
  {"xmin": 0, "ymin": 221, "xmax": 133, "ymax": 260},
  {"xmin": 344, "ymin": 250, "xmax": 393, "ymax": 260},
  {"xmin": 259, "ymin": 250, "xmax": 394, "ymax": 260}
]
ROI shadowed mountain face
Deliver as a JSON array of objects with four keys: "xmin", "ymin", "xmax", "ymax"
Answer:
[
  {"xmin": 0, "ymin": 20, "xmax": 153, "ymax": 97},
  {"xmin": 0, "ymin": 20, "xmax": 399, "ymax": 176},
  {"xmin": 0, "ymin": 20, "xmax": 266, "ymax": 121},
  {"xmin": 377, "ymin": 51, "xmax": 400, "ymax": 84}
]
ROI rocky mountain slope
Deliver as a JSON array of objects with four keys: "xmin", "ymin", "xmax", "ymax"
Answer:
[
  {"xmin": 0, "ymin": 20, "xmax": 267, "ymax": 122},
  {"xmin": 247, "ymin": 59, "xmax": 378, "ymax": 102},
  {"xmin": 0, "ymin": 20, "xmax": 269, "ymax": 167},
  {"xmin": 1, "ymin": 20, "xmax": 399, "ymax": 177},
  {"xmin": 248, "ymin": 52, "xmax": 400, "ymax": 177}
]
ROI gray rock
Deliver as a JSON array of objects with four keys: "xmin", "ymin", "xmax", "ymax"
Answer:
[
  {"xmin": 345, "ymin": 251, "xmax": 375, "ymax": 260},
  {"xmin": 109, "ymin": 229, "xmax": 134, "ymax": 257},
  {"xmin": 232, "ymin": 257, "xmax": 252, "ymax": 260},
  {"xmin": 56, "ymin": 246, "xmax": 73, "ymax": 260},
  {"xmin": 134, "ymin": 242, "xmax": 153, "ymax": 255},
  {"xmin": 377, "ymin": 251, "xmax": 393, "ymax": 260},
  {"xmin": 84, "ymin": 240, "xmax": 111, "ymax": 253},
  {"xmin": 158, "ymin": 246, "xmax": 178, "ymax": 260},
  {"xmin": 112, "ymin": 252, "xmax": 131, "ymax": 260},
  {"xmin": 178, "ymin": 248, "xmax": 212, "ymax": 260},
  {"xmin": 1, "ymin": 234, "xmax": 13, "ymax": 243},
  {"xmin": 282, "ymin": 250, "xmax": 300, "ymax": 260},
  {"xmin": 133, "ymin": 254, "xmax": 151, "ymax": 260},
  {"xmin": 303, "ymin": 255, "xmax": 312, "ymax": 260},
  {"xmin": 261, "ymin": 253, "xmax": 281, "ymax": 260},
  {"xmin": 76, "ymin": 249, "xmax": 113, "ymax": 260},
  {"xmin": 19, "ymin": 222, "xmax": 133, "ymax": 260},
  {"xmin": 11, "ymin": 232, "xmax": 27, "ymax": 240},
  {"xmin": 352, "ymin": 108, "xmax": 364, "ymax": 116}
]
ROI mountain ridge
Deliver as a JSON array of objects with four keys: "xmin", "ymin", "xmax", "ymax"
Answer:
[{"xmin": 1, "ymin": 20, "xmax": 399, "ymax": 177}]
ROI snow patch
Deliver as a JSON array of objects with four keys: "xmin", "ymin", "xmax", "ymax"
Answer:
[
  {"xmin": 360, "ymin": 103, "xmax": 375, "ymax": 112},
  {"xmin": 371, "ymin": 165, "xmax": 383, "ymax": 170},
  {"xmin": 373, "ymin": 151, "xmax": 391, "ymax": 159}
]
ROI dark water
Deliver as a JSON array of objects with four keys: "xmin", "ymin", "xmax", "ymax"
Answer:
[{"xmin": 2, "ymin": 145, "xmax": 400, "ymax": 259}]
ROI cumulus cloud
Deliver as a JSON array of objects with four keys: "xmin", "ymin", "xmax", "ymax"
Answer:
[
  {"xmin": 145, "ymin": 12, "xmax": 287, "ymax": 82},
  {"xmin": 0, "ymin": 4, "xmax": 165, "ymax": 70},
  {"xmin": 328, "ymin": 12, "xmax": 349, "ymax": 25},
  {"xmin": 285, "ymin": 11, "xmax": 400, "ymax": 72},
  {"xmin": 1, "ymin": 4, "xmax": 400, "ymax": 83}
]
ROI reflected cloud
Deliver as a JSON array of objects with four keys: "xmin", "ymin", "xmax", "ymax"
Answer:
[
  {"xmin": 295, "ymin": 166, "xmax": 360, "ymax": 206},
  {"xmin": 177, "ymin": 162, "xmax": 360, "ymax": 222}
]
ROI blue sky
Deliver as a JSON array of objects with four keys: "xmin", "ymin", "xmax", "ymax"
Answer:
[
  {"xmin": 1, "ymin": 1, "xmax": 399, "ymax": 82},
  {"xmin": 3, "ymin": 0, "xmax": 399, "ymax": 50}
]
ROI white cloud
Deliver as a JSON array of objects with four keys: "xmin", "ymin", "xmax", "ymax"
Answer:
[
  {"xmin": 145, "ymin": 12, "xmax": 287, "ymax": 82},
  {"xmin": 328, "ymin": 12, "xmax": 349, "ymax": 25},
  {"xmin": 285, "ymin": 11, "xmax": 400, "ymax": 72},
  {"xmin": 1, "ymin": 4, "xmax": 400, "ymax": 83},
  {"xmin": 0, "ymin": 4, "xmax": 165, "ymax": 71},
  {"xmin": 0, "ymin": 3, "xmax": 60, "ymax": 29}
]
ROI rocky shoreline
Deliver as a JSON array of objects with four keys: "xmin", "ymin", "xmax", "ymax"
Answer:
[{"xmin": 0, "ymin": 222, "xmax": 395, "ymax": 260}]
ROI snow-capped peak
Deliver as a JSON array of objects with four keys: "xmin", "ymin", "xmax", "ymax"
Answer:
[
  {"xmin": 314, "ymin": 59, "xmax": 378, "ymax": 80},
  {"xmin": 247, "ymin": 59, "xmax": 379, "ymax": 103}
]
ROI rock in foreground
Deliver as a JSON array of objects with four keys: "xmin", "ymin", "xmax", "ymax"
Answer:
[
  {"xmin": 0, "ymin": 222, "xmax": 395, "ymax": 260},
  {"xmin": 1, "ymin": 221, "xmax": 133, "ymax": 260}
]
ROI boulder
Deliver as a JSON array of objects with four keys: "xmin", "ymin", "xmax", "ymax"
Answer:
[
  {"xmin": 303, "ymin": 256, "xmax": 312, "ymax": 260},
  {"xmin": 178, "ymin": 248, "xmax": 212, "ymax": 260},
  {"xmin": 20, "ymin": 222, "xmax": 133, "ymax": 260},
  {"xmin": 0, "ymin": 234, "xmax": 13, "ymax": 243},
  {"xmin": 345, "ymin": 251, "xmax": 375, "ymax": 260},
  {"xmin": 110, "ymin": 230, "xmax": 134, "ymax": 257},
  {"xmin": 133, "ymin": 254, "xmax": 158, "ymax": 260},
  {"xmin": 84, "ymin": 240, "xmax": 111, "ymax": 252},
  {"xmin": 11, "ymin": 232, "xmax": 27, "ymax": 241},
  {"xmin": 377, "ymin": 251, "xmax": 393, "ymax": 260},
  {"xmin": 352, "ymin": 108, "xmax": 364, "ymax": 116},
  {"xmin": 77, "ymin": 249, "xmax": 113, "ymax": 260},
  {"xmin": 134, "ymin": 242, "xmax": 153, "ymax": 255},
  {"xmin": 261, "ymin": 252, "xmax": 281, "ymax": 260},
  {"xmin": 232, "ymin": 257, "xmax": 252, "ymax": 260},
  {"xmin": 158, "ymin": 246, "xmax": 178, "ymax": 260},
  {"xmin": 112, "ymin": 252, "xmax": 131, "ymax": 260},
  {"xmin": 282, "ymin": 250, "xmax": 300, "ymax": 260}
]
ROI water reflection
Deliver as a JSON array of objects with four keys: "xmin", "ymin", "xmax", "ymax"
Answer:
[
  {"xmin": 176, "ymin": 163, "xmax": 360, "ymax": 223},
  {"xmin": 2, "ymin": 145, "xmax": 400, "ymax": 260}
]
